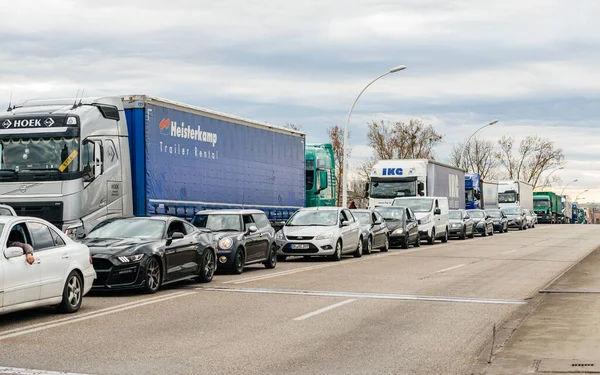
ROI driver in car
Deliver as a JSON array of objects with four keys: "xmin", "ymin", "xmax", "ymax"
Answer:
[{"xmin": 7, "ymin": 231, "xmax": 35, "ymax": 265}]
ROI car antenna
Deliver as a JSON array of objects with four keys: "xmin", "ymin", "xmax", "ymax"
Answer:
[
  {"xmin": 6, "ymin": 92, "xmax": 12, "ymax": 112},
  {"xmin": 71, "ymin": 89, "xmax": 81, "ymax": 110}
]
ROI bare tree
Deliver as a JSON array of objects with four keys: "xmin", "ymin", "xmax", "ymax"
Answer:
[
  {"xmin": 366, "ymin": 119, "xmax": 444, "ymax": 160},
  {"xmin": 496, "ymin": 135, "xmax": 565, "ymax": 187},
  {"xmin": 448, "ymin": 136, "xmax": 499, "ymax": 179},
  {"xmin": 327, "ymin": 125, "xmax": 351, "ymax": 206}
]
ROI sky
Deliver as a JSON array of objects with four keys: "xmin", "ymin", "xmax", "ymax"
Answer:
[{"xmin": 1, "ymin": 0, "xmax": 599, "ymax": 203}]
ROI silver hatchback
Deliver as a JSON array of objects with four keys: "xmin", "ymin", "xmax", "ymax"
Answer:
[{"xmin": 275, "ymin": 207, "xmax": 362, "ymax": 261}]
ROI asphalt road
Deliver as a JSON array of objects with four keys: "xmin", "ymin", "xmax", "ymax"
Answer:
[{"xmin": 0, "ymin": 224, "xmax": 598, "ymax": 375}]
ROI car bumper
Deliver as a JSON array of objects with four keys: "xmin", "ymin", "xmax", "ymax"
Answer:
[
  {"xmin": 91, "ymin": 257, "xmax": 146, "ymax": 290},
  {"xmin": 507, "ymin": 220, "xmax": 522, "ymax": 228},
  {"xmin": 82, "ymin": 267, "xmax": 96, "ymax": 296},
  {"xmin": 448, "ymin": 225, "xmax": 463, "ymax": 236},
  {"xmin": 492, "ymin": 222, "xmax": 504, "ymax": 231},
  {"xmin": 389, "ymin": 234, "xmax": 407, "ymax": 247},
  {"xmin": 276, "ymin": 238, "xmax": 337, "ymax": 256}
]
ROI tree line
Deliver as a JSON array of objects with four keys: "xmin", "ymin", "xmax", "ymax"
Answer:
[{"xmin": 287, "ymin": 120, "xmax": 565, "ymax": 205}]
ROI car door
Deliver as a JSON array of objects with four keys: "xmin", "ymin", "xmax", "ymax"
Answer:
[
  {"xmin": 371, "ymin": 211, "xmax": 384, "ymax": 248},
  {"xmin": 179, "ymin": 220, "xmax": 202, "ymax": 276},
  {"xmin": 242, "ymin": 214, "xmax": 262, "ymax": 261},
  {"xmin": 252, "ymin": 213, "xmax": 272, "ymax": 261},
  {"xmin": 341, "ymin": 210, "xmax": 359, "ymax": 252},
  {"xmin": 164, "ymin": 219, "xmax": 195, "ymax": 281},
  {"xmin": 2, "ymin": 222, "xmax": 42, "ymax": 307},
  {"xmin": 27, "ymin": 220, "xmax": 70, "ymax": 300},
  {"xmin": 405, "ymin": 208, "xmax": 419, "ymax": 242}
]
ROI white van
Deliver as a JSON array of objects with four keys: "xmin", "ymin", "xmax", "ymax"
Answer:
[{"xmin": 391, "ymin": 196, "xmax": 450, "ymax": 244}]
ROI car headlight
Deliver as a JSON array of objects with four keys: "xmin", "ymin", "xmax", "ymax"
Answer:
[
  {"xmin": 218, "ymin": 237, "xmax": 234, "ymax": 249},
  {"xmin": 393, "ymin": 228, "xmax": 404, "ymax": 235},
  {"xmin": 451, "ymin": 223, "xmax": 461, "ymax": 228},
  {"xmin": 419, "ymin": 215, "xmax": 431, "ymax": 224},
  {"xmin": 117, "ymin": 254, "xmax": 144, "ymax": 263},
  {"xmin": 315, "ymin": 232, "xmax": 334, "ymax": 240},
  {"xmin": 275, "ymin": 231, "xmax": 284, "ymax": 240}
]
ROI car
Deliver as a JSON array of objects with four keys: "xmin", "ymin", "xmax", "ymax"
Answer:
[
  {"xmin": 374, "ymin": 206, "xmax": 420, "ymax": 249},
  {"xmin": 486, "ymin": 209, "xmax": 509, "ymax": 233},
  {"xmin": 83, "ymin": 216, "xmax": 217, "ymax": 293},
  {"xmin": 350, "ymin": 209, "xmax": 390, "ymax": 254},
  {"xmin": 523, "ymin": 209, "xmax": 536, "ymax": 228},
  {"xmin": 0, "ymin": 216, "xmax": 95, "ymax": 316},
  {"xmin": 0, "ymin": 204, "xmax": 16, "ymax": 216},
  {"xmin": 191, "ymin": 209, "xmax": 278, "ymax": 274},
  {"xmin": 466, "ymin": 209, "xmax": 494, "ymax": 236},
  {"xmin": 275, "ymin": 207, "xmax": 362, "ymax": 261},
  {"xmin": 448, "ymin": 209, "xmax": 475, "ymax": 239},
  {"xmin": 502, "ymin": 206, "xmax": 527, "ymax": 230}
]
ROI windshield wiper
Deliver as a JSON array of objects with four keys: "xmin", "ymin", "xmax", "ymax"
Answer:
[
  {"xmin": 0, "ymin": 169, "xmax": 18, "ymax": 181},
  {"xmin": 21, "ymin": 168, "xmax": 61, "ymax": 180},
  {"xmin": 213, "ymin": 228, "xmax": 241, "ymax": 232}
]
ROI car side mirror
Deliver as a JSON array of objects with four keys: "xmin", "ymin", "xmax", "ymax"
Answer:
[
  {"xmin": 374, "ymin": 219, "xmax": 382, "ymax": 225},
  {"xmin": 417, "ymin": 219, "xmax": 422, "ymax": 225},
  {"xmin": 4, "ymin": 246, "xmax": 24, "ymax": 259},
  {"xmin": 247, "ymin": 225, "xmax": 258, "ymax": 233},
  {"xmin": 170, "ymin": 232, "xmax": 185, "ymax": 240},
  {"xmin": 341, "ymin": 220, "xmax": 350, "ymax": 227},
  {"xmin": 434, "ymin": 208, "xmax": 441, "ymax": 215}
]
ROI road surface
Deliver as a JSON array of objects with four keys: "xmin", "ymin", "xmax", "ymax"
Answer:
[{"xmin": 0, "ymin": 224, "xmax": 597, "ymax": 375}]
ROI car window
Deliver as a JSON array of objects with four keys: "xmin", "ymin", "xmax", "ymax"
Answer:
[
  {"xmin": 242, "ymin": 214, "xmax": 255, "ymax": 230},
  {"xmin": 7, "ymin": 222, "xmax": 32, "ymax": 248},
  {"xmin": 251, "ymin": 213, "xmax": 271, "ymax": 229},
  {"xmin": 0, "ymin": 207, "xmax": 14, "ymax": 216},
  {"xmin": 343, "ymin": 210, "xmax": 354, "ymax": 222},
  {"xmin": 49, "ymin": 228, "xmax": 66, "ymax": 247},
  {"xmin": 183, "ymin": 222, "xmax": 196, "ymax": 234},
  {"xmin": 167, "ymin": 220, "xmax": 187, "ymax": 237},
  {"xmin": 27, "ymin": 222, "xmax": 56, "ymax": 250}
]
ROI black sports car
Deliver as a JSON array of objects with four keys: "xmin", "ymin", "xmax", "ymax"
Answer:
[{"xmin": 83, "ymin": 216, "xmax": 217, "ymax": 293}]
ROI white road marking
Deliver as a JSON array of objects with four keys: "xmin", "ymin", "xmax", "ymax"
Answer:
[
  {"xmin": 0, "ymin": 367, "xmax": 92, "ymax": 375},
  {"xmin": 502, "ymin": 249, "xmax": 519, "ymax": 254},
  {"xmin": 199, "ymin": 286, "xmax": 527, "ymax": 305},
  {"xmin": 434, "ymin": 264, "xmax": 466, "ymax": 273},
  {"xmin": 0, "ymin": 291, "xmax": 190, "ymax": 337},
  {"xmin": 293, "ymin": 299, "xmax": 357, "ymax": 321},
  {"xmin": 0, "ymin": 291, "xmax": 196, "ymax": 341}
]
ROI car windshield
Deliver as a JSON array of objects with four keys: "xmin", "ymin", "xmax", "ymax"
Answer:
[
  {"xmin": 392, "ymin": 198, "xmax": 433, "ymax": 212},
  {"xmin": 449, "ymin": 211, "xmax": 462, "ymax": 219},
  {"xmin": 352, "ymin": 212, "xmax": 372, "ymax": 225},
  {"xmin": 534, "ymin": 200, "xmax": 550, "ymax": 208},
  {"xmin": 286, "ymin": 210, "xmax": 338, "ymax": 226},
  {"xmin": 87, "ymin": 218, "xmax": 166, "ymax": 240},
  {"xmin": 487, "ymin": 210, "xmax": 502, "ymax": 218},
  {"xmin": 503, "ymin": 207, "xmax": 522, "ymax": 215},
  {"xmin": 0, "ymin": 207, "xmax": 14, "ymax": 216},
  {"xmin": 375, "ymin": 207, "xmax": 404, "ymax": 221},
  {"xmin": 191, "ymin": 214, "xmax": 243, "ymax": 232},
  {"xmin": 468, "ymin": 211, "xmax": 485, "ymax": 218}
]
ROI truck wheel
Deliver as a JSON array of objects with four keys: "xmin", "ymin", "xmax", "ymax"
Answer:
[{"xmin": 427, "ymin": 229, "xmax": 435, "ymax": 245}]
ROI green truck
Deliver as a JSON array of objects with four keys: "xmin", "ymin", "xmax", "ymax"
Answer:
[
  {"xmin": 533, "ymin": 191, "xmax": 562, "ymax": 224},
  {"xmin": 305, "ymin": 143, "xmax": 337, "ymax": 207}
]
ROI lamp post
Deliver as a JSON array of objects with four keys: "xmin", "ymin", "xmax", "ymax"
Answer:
[
  {"xmin": 575, "ymin": 190, "xmax": 588, "ymax": 201},
  {"xmin": 341, "ymin": 65, "xmax": 406, "ymax": 208},
  {"xmin": 540, "ymin": 167, "xmax": 564, "ymax": 191},
  {"xmin": 560, "ymin": 179, "xmax": 578, "ymax": 196},
  {"xmin": 461, "ymin": 119, "xmax": 499, "ymax": 170}
]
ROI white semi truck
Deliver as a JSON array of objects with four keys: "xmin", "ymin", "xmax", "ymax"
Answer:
[
  {"xmin": 365, "ymin": 159, "xmax": 465, "ymax": 210},
  {"xmin": 498, "ymin": 180, "xmax": 534, "ymax": 210}
]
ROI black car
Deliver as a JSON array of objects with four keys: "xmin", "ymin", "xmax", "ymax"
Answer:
[
  {"xmin": 374, "ymin": 206, "xmax": 420, "ymax": 249},
  {"xmin": 486, "ymin": 209, "xmax": 509, "ymax": 233},
  {"xmin": 84, "ymin": 216, "xmax": 217, "ymax": 293},
  {"xmin": 191, "ymin": 209, "xmax": 277, "ymax": 274},
  {"xmin": 448, "ymin": 209, "xmax": 475, "ymax": 239},
  {"xmin": 466, "ymin": 209, "xmax": 494, "ymax": 236},
  {"xmin": 350, "ymin": 209, "xmax": 390, "ymax": 254}
]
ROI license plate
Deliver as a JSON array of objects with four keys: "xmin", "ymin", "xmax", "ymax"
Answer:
[{"xmin": 291, "ymin": 244, "xmax": 310, "ymax": 249}]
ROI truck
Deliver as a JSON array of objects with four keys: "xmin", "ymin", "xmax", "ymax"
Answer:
[
  {"xmin": 305, "ymin": 143, "xmax": 336, "ymax": 207},
  {"xmin": 498, "ymin": 180, "xmax": 534, "ymax": 210},
  {"xmin": 533, "ymin": 191, "xmax": 562, "ymax": 224},
  {"xmin": 365, "ymin": 159, "xmax": 465, "ymax": 210},
  {"xmin": 465, "ymin": 172, "xmax": 499, "ymax": 209},
  {"xmin": 572, "ymin": 202, "xmax": 580, "ymax": 223},
  {"xmin": 560, "ymin": 195, "xmax": 572, "ymax": 224},
  {"xmin": 0, "ymin": 94, "xmax": 335, "ymax": 238}
]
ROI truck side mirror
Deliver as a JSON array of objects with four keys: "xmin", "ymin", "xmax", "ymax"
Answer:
[
  {"xmin": 364, "ymin": 182, "xmax": 370, "ymax": 198},
  {"xmin": 434, "ymin": 208, "xmax": 441, "ymax": 215},
  {"xmin": 418, "ymin": 182, "xmax": 425, "ymax": 196}
]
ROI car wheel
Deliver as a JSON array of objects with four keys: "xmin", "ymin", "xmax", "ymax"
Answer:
[
  {"xmin": 232, "ymin": 249, "xmax": 245, "ymax": 274},
  {"xmin": 489, "ymin": 225, "xmax": 494, "ymax": 236},
  {"xmin": 427, "ymin": 229, "xmax": 435, "ymax": 245},
  {"xmin": 364, "ymin": 236, "xmax": 373, "ymax": 255},
  {"xmin": 264, "ymin": 244, "xmax": 277, "ymax": 269},
  {"xmin": 482, "ymin": 227, "xmax": 487, "ymax": 237},
  {"xmin": 459, "ymin": 226, "xmax": 466, "ymax": 240},
  {"xmin": 57, "ymin": 270, "xmax": 83, "ymax": 313},
  {"xmin": 196, "ymin": 248, "xmax": 216, "ymax": 283},
  {"xmin": 469, "ymin": 225, "xmax": 475, "ymax": 238},
  {"xmin": 401, "ymin": 236, "xmax": 409, "ymax": 249},
  {"xmin": 414, "ymin": 234, "xmax": 421, "ymax": 247},
  {"xmin": 441, "ymin": 228, "xmax": 449, "ymax": 243},
  {"xmin": 143, "ymin": 256, "xmax": 161, "ymax": 294},
  {"xmin": 380, "ymin": 235, "xmax": 389, "ymax": 252},
  {"xmin": 330, "ymin": 240, "xmax": 342, "ymax": 261},
  {"xmin": 353, "ymin": 237, "xmax": 363, "ymax": 258}
]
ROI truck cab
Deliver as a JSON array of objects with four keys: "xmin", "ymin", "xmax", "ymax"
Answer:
[
  {"xmin": 465, "ymin": 173, "xmax": 481, "ymax": 209},
  {"xmin": 305, "ymin": 144, "xmax": 336, "ymax": 207}
]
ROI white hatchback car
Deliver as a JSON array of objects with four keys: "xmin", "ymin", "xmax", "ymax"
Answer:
[{"xmin": 0, "ymin": 216, "xmax": 96, "ymax": 316}]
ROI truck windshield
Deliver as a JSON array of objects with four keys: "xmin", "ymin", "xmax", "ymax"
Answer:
[
  {"xmin": 392, "ymin": 198, "xmax": 433, "ymax": 212},
  {"xmin": 465, "ymin": 189, "xmax": 474, "ymax": 202},
  {"xmin": 534, "ymin": 200, "xmax": 550, "ymax": 208},
  {"xmin": 0, "ymin": 137, "xmax": 80, "ymax": 178},
  {"xmin": 370, "ymin": 180, "xmax": 416, "ymax": 199},
  {"xmin": 498, "ymin": 192, "xmax": 517, "ymax": 203}
]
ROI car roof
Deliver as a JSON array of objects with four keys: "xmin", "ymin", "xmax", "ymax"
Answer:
[
  {"xmin": 194, "ymin": 209, "xmax": 265, "ymax": 215},
  {"xmin": 296, "ymin": 207, "xmax": 340, "ymax": 211}
]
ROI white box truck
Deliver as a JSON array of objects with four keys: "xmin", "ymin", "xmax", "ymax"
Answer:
[
  {"xmin": 498, "ymin": 180, "xmax": 534, "ymax": 210},
  {"xmin": 365, "ymin": 159, "xmax": 465, "ymax": 210}
]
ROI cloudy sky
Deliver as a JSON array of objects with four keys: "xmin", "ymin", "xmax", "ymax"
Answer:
[{"xmin": 1, "ymin": 0, "xmax": 599, "ymax": 203}]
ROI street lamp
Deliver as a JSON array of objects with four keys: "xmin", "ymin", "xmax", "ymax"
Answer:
[
  {"xmin": 560, "ymin": 179, "xmax": 578, "ymax": 196},
  {"xmin": 341, "ymin": 65, "xmax": 406, "ymax": 207},
  {"xmin": 461, "ymin": 119, "xmax": 499, "ymax": 170},
  {"xmin": 575, "ymin": 190, "xmax": 588, "ymax": 201},
  {"xmin": 540, "ymin": 167, "xmax": 564, "ymax": 191}
]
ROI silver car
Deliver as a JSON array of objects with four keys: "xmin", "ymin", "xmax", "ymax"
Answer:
[{"xmin": 275, "ymin": 207, "xmax": 362, "ymax": 261}]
